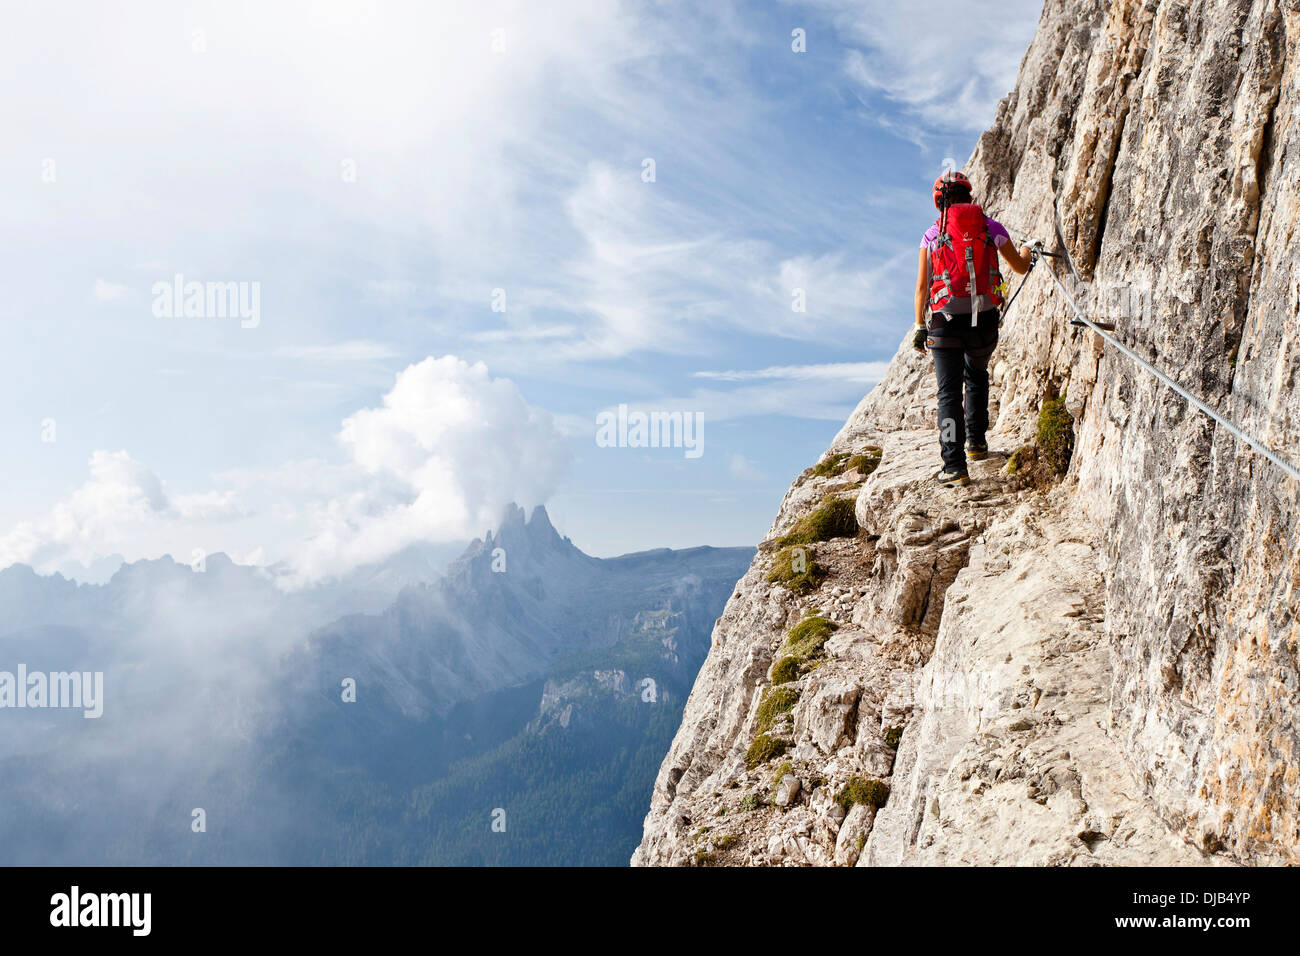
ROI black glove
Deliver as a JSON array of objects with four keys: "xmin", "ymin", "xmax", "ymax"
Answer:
[{"xmin": 912, "ymin": 327, "xmax": 928, "ymax": 352}]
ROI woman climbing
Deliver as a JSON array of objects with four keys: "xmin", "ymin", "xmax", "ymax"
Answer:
[{"xmin": 913, "ymin": 170, "xmax": 1034, "ymax": 486}]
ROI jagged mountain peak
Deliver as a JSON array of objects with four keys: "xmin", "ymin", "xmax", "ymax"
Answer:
[
  {"xmin": 526, "ymin": 503, "xmax": 558, "ymax": 538},
  {"xmin": 469, "ymin": 502, "xmax": 577, "ymax": 568}
]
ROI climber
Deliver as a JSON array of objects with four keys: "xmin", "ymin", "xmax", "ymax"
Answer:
[{"xmin": 913, "ymin": 170, "xmax": 1034, "ymax": 486}]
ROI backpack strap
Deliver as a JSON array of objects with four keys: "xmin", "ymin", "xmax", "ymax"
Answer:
[
  {"xmin": 965, "ymin": 245, "xmax": 979, "ymax": 327},
  {"xmin": 930, "ymin": 268, "xmax": 952, "ymax": 306}
]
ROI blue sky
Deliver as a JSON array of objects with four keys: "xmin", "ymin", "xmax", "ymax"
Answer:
[{"xmin": 0, "ymin": 0, "xmax": 1042, "ymax": 582}]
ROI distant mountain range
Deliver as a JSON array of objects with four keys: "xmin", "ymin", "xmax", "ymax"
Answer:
[{"xmin": 0, "ymin": 505, "xmax": 752, "ymax": 865}]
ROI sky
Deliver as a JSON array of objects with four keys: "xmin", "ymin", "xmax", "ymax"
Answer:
[{"xmin": 0, "ymin": 0, "xmax": 1043, "ymax": 584}]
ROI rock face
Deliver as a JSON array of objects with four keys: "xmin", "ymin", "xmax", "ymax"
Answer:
[{"xmin": 634, "ymin": 0, "xmax": 1300, "ymax": 866}]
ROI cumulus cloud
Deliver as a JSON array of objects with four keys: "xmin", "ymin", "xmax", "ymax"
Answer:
[
  {"xmin": 290, "ymin": 355, "xmax": 571, "ymax": 583},
  {"xmin": 0, "ymin": 450, "xmax": 225, "ymax": 572},
  {"xmin": 0, "ymin": 356, "xmax": 570, "ymax": 584}
]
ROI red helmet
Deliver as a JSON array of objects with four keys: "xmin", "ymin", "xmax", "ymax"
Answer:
[{"xmin": 933, "ymin": 170, "xmax": 972, "ymax": 208}]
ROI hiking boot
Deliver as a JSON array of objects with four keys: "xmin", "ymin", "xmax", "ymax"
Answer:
[
  {"xmin": 967, "ymin": 441, "xmax": 989, "ymax": 461},
  {"xmin": 935, "ymin": 468, "xmax": 970, "ymax": 487}
]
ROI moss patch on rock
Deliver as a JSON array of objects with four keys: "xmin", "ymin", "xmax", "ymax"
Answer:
[
  {"xmin": 784, "ymin": 613, "xmax": 837, "ymax": 660},
  {"xmin": 845, "ymin": 446, "xmax": 883, "ymax": 478},
  {"xmin": 809, "ymin": 452, "xmax": 851, "ymax": 477},
  {"xmin": 1006, "ymin": 445, "xmax": 1033, "ymax": 475},
  {"xmin": 1036, "ymin": 394, "xmax": 1074, "ymax": 475},
  {"xmin": 776, "ymin": 495, "xmax": 858, "ymax": 547},
  {"xmin": 766, "ymin": 545, "xmax": 824, "ymax": 593},
  {"xmin": 770, "ymin": 655, "xmax": 801, "ymax": 685},
  {"xmin": 807, "ymin": 445, "xmax": 883, "ymax": 480},
  {"xmin": 835, "ymin": 776, "xmax": 890, "ymax": 811},
  {"xmin": 745, "ymin": 733, "xmax": 790, "ymax": 769},
  {"xmin": 1006, "ymin": 394, "xmax": 1075, "ymax": 487},
  {"xmin": 755, "ymin": 686, "xmax": 800, "ymax": 733}
]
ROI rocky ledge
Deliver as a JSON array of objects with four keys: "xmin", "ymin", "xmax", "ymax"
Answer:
[
  {"xmin": 634, "ymin": 338, "xmax": 1211, "ymax": 866},
  {"xmin": 636, "ymin": 0, "xmax": 1300, "ymax": 867}
]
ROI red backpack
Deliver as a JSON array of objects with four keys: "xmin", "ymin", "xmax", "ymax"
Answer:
[{"xmin": 929, "ymin": 203, "xmax": 1004, "ymax": 320}]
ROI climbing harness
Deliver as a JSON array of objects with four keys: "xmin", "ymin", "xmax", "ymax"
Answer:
[{"xmin": 1026, "ymin": 243, "xmax": 1300, "ymax": 483}]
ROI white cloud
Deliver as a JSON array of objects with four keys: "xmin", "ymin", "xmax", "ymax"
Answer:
[
  {"xmin": 172, "ymin": 490, "xmax": 245, "ymax": 520},
  {"xmin": 0, "ymin": 450, "xmax": 229, "ymax": 572},
  {"xmin": 0, "ymin": 356, "xmax": 570, "ymax": 585},
  {"xmin": 363, "ymin": 279, "xmax": 422, "ymax": 302},
  {"xmin": 479, "ymin": 162, "xmax": 911, "ymax": 365},
  {"xmin": 727, "ymin": 453, "xmax": 766, "ymax": 481},
  {"xmin": 605, "ymin": 383, "xmax": 861, "ymax": 426},
  {"xmin": 469, "ymin": 324, "xmax": 579, "ymax": 345},
  {"xmin": 291, "ymin": 355, "xmax": 571, "ymax": 583},
  {"xmin": 694, "ymin": 361, "xmax": 891, "ymax": 384},
  {"xmin": 805, "ymin": 0, "xmax": 1043, "ymax": 132},
  {"xmin": 276, "ymin": 340, "xmax": 400, "ymax": 363},
  {"xmin": 615, "ymin": 357, "xmax": 892, "ymax": 427}
]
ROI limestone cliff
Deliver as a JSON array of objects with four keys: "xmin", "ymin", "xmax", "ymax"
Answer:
[{"xmin": 633, "ymin": 0, "xmax": 1300, "ymax": 866}]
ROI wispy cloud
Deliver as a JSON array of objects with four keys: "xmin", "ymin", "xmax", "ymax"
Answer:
[
  {"xmin": 609, "ymin": 382, "xmax": 868, "ymax": 425},
  {"xmin": 694, "ymin": 361, "xmax": 891, "ymax": 383},
  {"xmin": 803, "ymin": 0, "xmax": 1043, "ymax": 132},
  {"xmin": 727, "ymin": 452, "xmax": 766, "ymax": 481},
  {"xmin": 276, "ymin": 340, "xmax": 401, "ymax": 363},
  {"xmin": 0, "ymin": 0, "xmax": 1037, "ymax": 560},
  {"xmin": 93, "ymin": 278, "xmax": 129, "ymax": 301}
]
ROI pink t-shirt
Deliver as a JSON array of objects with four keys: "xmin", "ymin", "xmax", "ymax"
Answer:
[{"xmin": 920, "ymin": 215, "xmax": 1011, "ymax": 252}]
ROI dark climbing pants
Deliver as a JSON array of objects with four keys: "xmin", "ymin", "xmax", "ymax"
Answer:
[{"xmin": 928, "ymin": 309, "xmax": 1000, "ymax": 473}]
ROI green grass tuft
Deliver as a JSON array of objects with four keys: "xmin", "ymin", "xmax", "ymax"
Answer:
[
  {"xmin": 834, "ymin": 776, "xmax": 891, "ymax": 811},
  {"xmin": 766, "ymin": 546, "xmax": 825, "ymax": 593},
  {"xmin": 1036, "ymin": 393, "xmax": 1074, "ymax": 476},
  {"xmin": 1007, "ymin": 394, "xmax": 1075, "ymax": 486},
  {"xmin": 770, "ymin": 655, "xmax": 801, "ymax": 685},
  {"xmin": 784, "ymin": 613, "xmax": 837, "ymax": 660},
  {"xmin": 845, "ymin": 446, "xmax": 883, "ymax": 478},
  {"xmin": 884, "ymin": 726, "xmax": 903, "ymax": 749},
  {"xmin": 777, "ymin": 495, "xmax": 858, "ymax": 547},
  {"xmin": 808, "ymin": 445, "xmax": 883, "ymax": 481},
  {"xmin": 1006, "ymin": 445, "xmax": 1032, "ymax": 475},
  {"xmin": 745, "ymin": 733, "xmax": 790, "ymax": 769},
  {"xmin": 755, "ymin": 687, "xmax": 800, "ymax": 734},
  {"xmin": 809, "ymin": 452, "xmax": 851, "ymax": 477}
]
